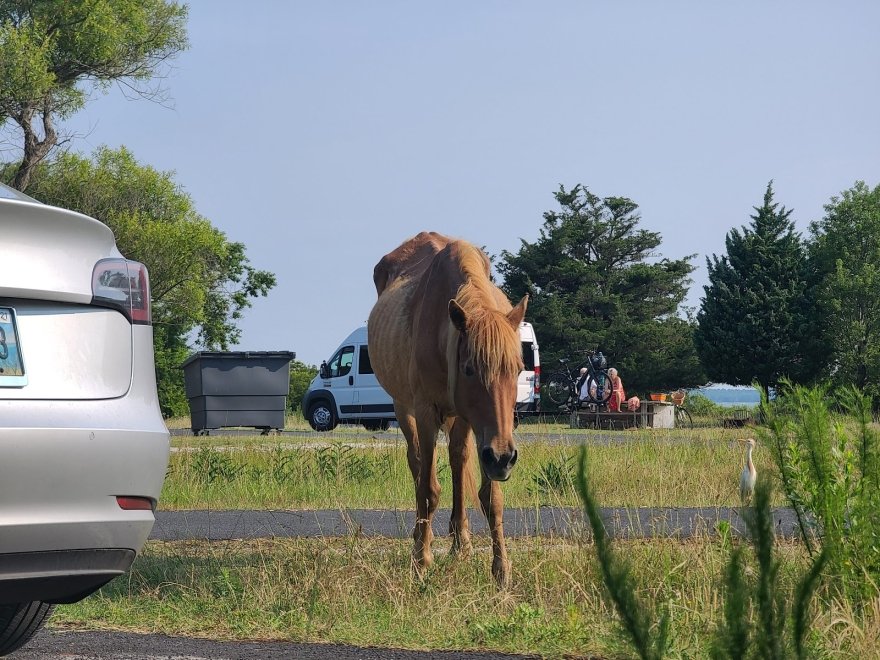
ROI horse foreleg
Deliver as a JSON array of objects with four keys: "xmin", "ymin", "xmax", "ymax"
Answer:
[
  {"xmin": 479, "ymin": 468, "xmax": 510, "ymax": 588},
  {"xmin": 412, "ymin": 409, "xmax": 440, "ymax": 575},
  {"xmin": 447, "ymin": 417, "xmax": 473, "ymax": 558}
]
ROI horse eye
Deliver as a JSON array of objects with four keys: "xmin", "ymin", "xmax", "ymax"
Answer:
[{"xmin": 463, "ymin": 364, "xmax": 475, "ymax": 377}]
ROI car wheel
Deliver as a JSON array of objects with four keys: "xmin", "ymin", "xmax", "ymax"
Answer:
[
  {"xmin": 0, "ymin": 601, "xmax": 54, "ymax": 656},
  {"xmin": 308, "ymin": 400, "xmax": 337, "ymax": 432}
]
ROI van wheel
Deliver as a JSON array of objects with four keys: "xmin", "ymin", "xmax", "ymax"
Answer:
[
  {"xmin": 308, "ymin": 400, "xmax": 337, "ymax": 432},
  {"xmin": 363, "ymin": 419, "xmax": 389, "ymax": 432}
]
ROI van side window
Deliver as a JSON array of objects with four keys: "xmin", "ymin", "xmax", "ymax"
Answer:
[
  {"xmin": 521, "ymin": 342, "xmax": 535, "ymax": 371},
  {"xmin": 329, "ymin": 345, "xmax": 354, "ymax": 377},
  {"xmin": 359, "ymin": 346, "xmax": 374, "ymax": 375}
]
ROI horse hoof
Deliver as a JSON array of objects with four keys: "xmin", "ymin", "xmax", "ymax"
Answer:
[
  {"xmin": 412, "ymin": 548, "xmax": 434, "ymax": 575},
  {"xmin": 492, "ymin": 558, "xmax": 511, "ymax": 589},
  {"xmin": 451, "ymin": 539, "xmax": 473, "ymax": 559},
  {"xmin": 450, "ymin": 529, "xmax": 472, "ymax": 558}
]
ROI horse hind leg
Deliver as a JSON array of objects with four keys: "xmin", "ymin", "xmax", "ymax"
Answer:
[
  {"xmin": 394, "ymin": 402, "xmax": 420, "ymax": 488},
  {"xmin": 412, "ymin": 405, "xmax": 441, "ymax": 576},
  {"xmin": 447, "ymin": 417, "xmax": 474, "ymax": 558},
  {"xmin": 479, "ymin": 467, "xmax": 511, "ymax": 588}
]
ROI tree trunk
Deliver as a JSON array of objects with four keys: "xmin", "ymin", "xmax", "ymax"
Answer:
[{"xmin": 12, "ymin": 108, "xmax": 57, "ymax": 192}]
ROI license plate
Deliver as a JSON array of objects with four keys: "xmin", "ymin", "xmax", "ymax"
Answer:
[{"xmin": 0, "ymin": 307, "xmax": 26, "ymax": 386}]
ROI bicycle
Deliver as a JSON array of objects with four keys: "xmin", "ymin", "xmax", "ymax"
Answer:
[
  {"xmin": 544, "ymin": 351, "xmax": 612, "ymax": 412},
  {"xmin": 670, "ymin": 389, "xmax": 693, "ymax": 428}
]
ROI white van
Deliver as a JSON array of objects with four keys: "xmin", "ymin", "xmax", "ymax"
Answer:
[
  {"xmin": 517, "ymin": 321, "xmax": 541, "ymax": 418},
  {"xmin": 302, "ymin": 322, "xmax": 540, "ymax": 431}
]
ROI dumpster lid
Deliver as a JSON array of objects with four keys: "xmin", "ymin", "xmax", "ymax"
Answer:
[{"xmin": 180, "ymin": 351, "xmax": 296, "ymax": 368}]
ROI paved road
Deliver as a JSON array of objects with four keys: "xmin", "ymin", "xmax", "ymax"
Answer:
[
  {"xmin": 150, "ymin": 506, "xmax": 800, "ymax": 541},
  {"xmin": 19, "ymin": 630, "xmax": 542, "ymax": 659}
]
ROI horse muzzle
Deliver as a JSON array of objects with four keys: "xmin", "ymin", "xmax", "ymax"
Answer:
[{"xmin": 480, "ymin": 446, "xmax": 518, "ymax": 481}]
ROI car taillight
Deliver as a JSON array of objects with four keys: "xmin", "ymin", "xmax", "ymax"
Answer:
[
  {"xmin": 534, "ymin": 365, "xmax": 541, "ymax": 393},
  {"xmin": 116, "ymin": 496, "xmax": 154, "ymax": 511},
  {"xmin": 91, "ymin": 259, "xmax": 151, "ymax": 325}
]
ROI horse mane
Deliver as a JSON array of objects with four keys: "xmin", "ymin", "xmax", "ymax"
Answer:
[{"xmin": 451, "ymin": 242, "xmax": 523, "ymax": 386}]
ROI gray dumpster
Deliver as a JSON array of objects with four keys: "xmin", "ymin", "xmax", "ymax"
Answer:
[{"xmin": 181, "ymin": 351, "xmax": 295, "ymax": 435}]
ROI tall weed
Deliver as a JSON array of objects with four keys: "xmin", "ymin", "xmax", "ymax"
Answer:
[
  {"xmin": 761, "ymin": 383, "xmax": 880, "ymax": 602},
  {"xmin": 577, "ymin": 448, "xmax": 826, "ymax": 660}
]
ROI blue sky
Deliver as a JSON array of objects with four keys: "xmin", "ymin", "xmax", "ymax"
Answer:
[{"xmin": 55, "ymin": 1, "xmax": 880, "ymax": 366}]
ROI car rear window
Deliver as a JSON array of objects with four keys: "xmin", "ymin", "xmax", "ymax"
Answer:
[{"xmin": 0, "ymin": 182, "xmax": 39, "ymax": 202}]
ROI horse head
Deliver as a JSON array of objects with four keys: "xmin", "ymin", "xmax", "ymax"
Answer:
[{"xmin": 448, "ymin": 294, "xmax": 528, "ymax": 481}]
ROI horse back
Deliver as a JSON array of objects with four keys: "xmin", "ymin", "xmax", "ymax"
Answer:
[{"xmin": 372, "ymin": 231, "xmax": 450, "ymax": 295}]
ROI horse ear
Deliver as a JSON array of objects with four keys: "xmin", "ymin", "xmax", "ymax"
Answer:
[
  {"xmin": 507, "ymin": 294, "xmax": 528, "ymax": 327},
  {"xmin": 449, "ymin": 299, "xmax": 468, "ymax": 334}
]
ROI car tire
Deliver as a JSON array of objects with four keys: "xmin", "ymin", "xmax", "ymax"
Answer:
[
  {"xmin": 363, "ymin": 419, "xmax": 390, "ymax": 432},
  {"xmin": 308, "ymin": 400, "xmax": 337, "ymax": 432},
  {"xmin": 0, "ymin": 601, "xmax": 54, "ymax": 656}
]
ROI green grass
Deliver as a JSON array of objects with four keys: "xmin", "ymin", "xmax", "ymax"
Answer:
[
  {"xmin": 53, "ymin": 536, "xmax": 877, "ymax": 659},
  {"xmin": 48, "ymin": 419, "xmax": 880, "ymax": 658},
  {"xmin": 162, "ymin": 424, "xmax": 775, "ymax": 510}
]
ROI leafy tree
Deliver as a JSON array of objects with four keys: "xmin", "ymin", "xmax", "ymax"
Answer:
[
  {"xmin": 498, "ymin": 184, "xmax": 702, "ymax": 395},
  {"xmin": 0, "ymin": 0, "xmax": 188, "ymax": 191},
  {"xmin": 808, "ymin": 181, "xmax": 880, "ymax": 395},
  {"xmin": 288, "ymin": 359, "xmax": 318, "ymax": 413},
  {"xmin": 695, "ymin": 182, "xmax": 811, "ymax": 394},
  {"xmin": 1, "ymin": 147, "xmax": 276, "ymax": 415}
]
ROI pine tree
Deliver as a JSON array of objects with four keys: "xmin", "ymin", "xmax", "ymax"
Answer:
[
  {"xmin": 498, "ymin": 184, "xmax": 702, "ymax": 394},
  {"xmin": 695, "ymin": 182, "xmax": 809, "ymax": 392}
]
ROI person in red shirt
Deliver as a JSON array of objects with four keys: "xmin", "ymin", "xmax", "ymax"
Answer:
[{"xmin": 607, "ymin": 367, "xmax": 625, "ymax": 412}]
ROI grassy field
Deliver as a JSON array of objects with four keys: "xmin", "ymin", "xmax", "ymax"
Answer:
[
  {"xmin": 162, "ymin": 423, "xmax": 776, "ymax": 509},
  {"xmin": 54, "ymin": 536, "xmax": 878, "ymax": 659},
  {"xmin": 50, "ymin": 419, "xmax": 880, "ymax": 658}
]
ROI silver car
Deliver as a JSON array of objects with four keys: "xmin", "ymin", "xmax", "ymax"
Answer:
[{"xmin": 0, "ymin": 183, "xmax": 169, "ymax": 654}]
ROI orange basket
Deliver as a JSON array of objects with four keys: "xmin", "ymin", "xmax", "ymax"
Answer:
[{"xmin": 649, "ymin": 393, "xmax": 667, "ymax": 402}]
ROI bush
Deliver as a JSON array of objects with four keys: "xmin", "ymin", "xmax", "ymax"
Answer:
[
  {"xmin": 684, "ymin": 392, "xmax": 724, "ymax": 416},
  {"xmin": 288, "ymin": 359, "xmax": 318, "ymax": 412}
]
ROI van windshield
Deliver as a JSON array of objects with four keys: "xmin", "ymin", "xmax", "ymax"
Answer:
[{"xmin": 521, "ymin": 342, "xmax": 535, "ymax": 371}]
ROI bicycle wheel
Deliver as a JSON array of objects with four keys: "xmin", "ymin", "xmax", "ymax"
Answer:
[
  {"xmin": 544, "ymin": 372, "xmax": 574, "ymax": 407},
  {"xmin": 584, "ymin": 374, "xmax": 613, "ymax": 406},
  {"xmin": 675, "ymin": 406, "xmax": 693, "ymax": 429}
]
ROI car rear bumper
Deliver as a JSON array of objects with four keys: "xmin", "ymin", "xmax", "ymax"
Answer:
[
  {"xmin": 0, "ymin": 390, "xmax": 168, "ymax": 603},
  {"xmin": 0, "ymin": 548, "xmax": 135, "ymax": 604},
  {"xmin": 0, "ymin": 424, "xmax": 168, "ymax": 551}
]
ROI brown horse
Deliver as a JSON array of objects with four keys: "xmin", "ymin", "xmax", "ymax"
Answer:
[{"xmin": 367, "ymin": 231, "xmax": 527, "ymax": 586}]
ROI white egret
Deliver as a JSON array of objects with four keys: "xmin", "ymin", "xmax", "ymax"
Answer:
[{"xmin": 738, "ymin": 438, "xmax": 757, "ymax": 506}]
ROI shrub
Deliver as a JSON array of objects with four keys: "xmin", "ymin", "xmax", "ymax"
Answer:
[
  {"xmin": 288, "ymin": 359, "xmax": 318, "ymax": 412},
  {"xmin": 576, "ymin": 448, "xmax": 826, "ymax": 659},
  {"xmin": 761, "ymin": 383, "xmax": 880, "ymax": 602},
  {"xmin": 685, "ymin": 392, "xmax": 724, "ymax": 416}
]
